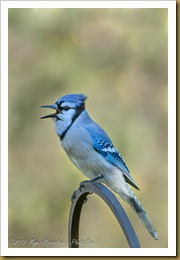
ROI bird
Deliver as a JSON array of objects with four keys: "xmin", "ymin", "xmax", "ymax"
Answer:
[{"xmin": 40, "ymin": 93, "xmax": 158, "ymax": 240}]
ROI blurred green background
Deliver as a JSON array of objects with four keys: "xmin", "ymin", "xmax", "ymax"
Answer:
[{"xmin": 8, "ymin": 8, "xmax": 167, "ymax": 248}]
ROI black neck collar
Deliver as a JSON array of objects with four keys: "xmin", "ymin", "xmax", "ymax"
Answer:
[{"xmin": 60, "ymin": 105, "xmax": 85, "ymax": 141}]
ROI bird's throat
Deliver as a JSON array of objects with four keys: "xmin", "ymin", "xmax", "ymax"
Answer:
[{"xmin": 59, "ymin": 106, "xmax": 85, "ymax": 141}]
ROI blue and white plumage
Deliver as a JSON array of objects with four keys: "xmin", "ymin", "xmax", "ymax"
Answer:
[{"xmin": 41, "ymin": 93, "xmax": 158, "ymax": 240}]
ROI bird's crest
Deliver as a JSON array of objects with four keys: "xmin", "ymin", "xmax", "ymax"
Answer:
[{"xmin": 56, "ymin": 94, "xmax": 87, "ymax": 108}]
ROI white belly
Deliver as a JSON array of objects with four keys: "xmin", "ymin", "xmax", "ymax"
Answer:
[{"xmin": 61, "ymin": 126, "xmax": 131, "ymax": 199}]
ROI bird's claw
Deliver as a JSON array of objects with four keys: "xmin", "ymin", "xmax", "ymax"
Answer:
[
  {"xmin": 80, "ymin": 175, "xmax": 103, "ymax": 189},
  {"xmin": 75, "ymin": 175, "xmax": 104, "ymax": 202},
  {"xmin": 80, "ymin": 180, "xmax": 89, "ymax": 190},
  {"xmin": 71, "ymin": 191, "xmax": 77, "ymax": 203}
]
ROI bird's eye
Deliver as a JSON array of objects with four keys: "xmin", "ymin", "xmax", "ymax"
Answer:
[{"xmin": 63, "ymin": 106, "xmax": 70, "ymax": 111}]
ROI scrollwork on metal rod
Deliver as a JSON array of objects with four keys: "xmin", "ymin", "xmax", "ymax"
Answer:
[{"xmin": 68, "ymin": 182, "xmax": 141, "ymax": 248}]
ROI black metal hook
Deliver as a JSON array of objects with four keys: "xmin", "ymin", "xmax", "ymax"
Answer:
[{"xmin": 68, "ymin": 181, "xmax": 141, "ymax": 248}]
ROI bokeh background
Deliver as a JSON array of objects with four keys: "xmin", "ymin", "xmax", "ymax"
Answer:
[{"xmin": 8, "ymin": 8, "xmax": 167, "ymax": 248}]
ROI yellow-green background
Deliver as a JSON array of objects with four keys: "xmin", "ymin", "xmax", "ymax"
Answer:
[{"xmin": 8, "ymin": 8, "xmax": 167, "ymax": 248}]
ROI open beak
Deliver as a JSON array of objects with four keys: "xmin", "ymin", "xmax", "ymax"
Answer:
[{"xmin": 40, "ymin": 104, "xmax": 60, "ymax": 119}]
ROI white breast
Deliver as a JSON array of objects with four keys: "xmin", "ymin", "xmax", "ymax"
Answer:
[{"xmin": 61, "ymin": 126, "xmax": 113, "ymax": 180}]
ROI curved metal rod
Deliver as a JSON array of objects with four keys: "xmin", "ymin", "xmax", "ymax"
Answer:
[{"xmin": 68, "ymin": 182, "xmax": 141, "ymax": 248}]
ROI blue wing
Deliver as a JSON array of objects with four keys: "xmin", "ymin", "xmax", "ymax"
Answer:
[{"xmin": 85, "ymin": 123, "xmax": 140, "ymax": 190}]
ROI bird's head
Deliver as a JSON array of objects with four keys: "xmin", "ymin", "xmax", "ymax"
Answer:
[
  {"xmin": 40, "ymin": 94, "xmax": 87, "ymax": 138},
  {"xmin": 41, "ymin": 93, "xmax": 87, "ymax": 121}
]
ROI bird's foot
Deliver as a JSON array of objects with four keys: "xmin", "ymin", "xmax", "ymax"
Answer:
[
  {"xmin": 88, "ymin": 174, "xmax": 103, "ymax": 183},
  {"xmin": 80, "ymin": 175, "xmax": 103, "ymax": 189},
  {"xmin": 71, "ymin": 191, "xmax": 77, "ymax": 203}
]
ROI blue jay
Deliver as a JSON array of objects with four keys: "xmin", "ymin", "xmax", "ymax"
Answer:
[{"xmin": 41, "ymin": 93, "xmax": 158, "ymax": 240}]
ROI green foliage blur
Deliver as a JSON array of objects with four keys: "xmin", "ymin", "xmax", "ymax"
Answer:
[{"xmin": 8, "ymin": 8, "xmax": 168, "ymax": 248}]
